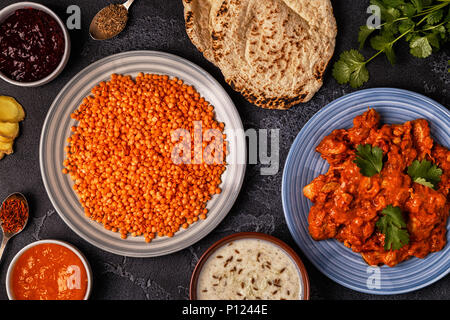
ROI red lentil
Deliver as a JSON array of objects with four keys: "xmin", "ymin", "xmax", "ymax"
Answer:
[{"xmin": 63, "ymin": 73, "xmax": 227, "ymax": 242}]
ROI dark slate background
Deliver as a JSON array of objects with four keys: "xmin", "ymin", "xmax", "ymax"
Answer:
[{"xmin": 0, "ymin": 0, "xmax": 448, "ymax": 300}]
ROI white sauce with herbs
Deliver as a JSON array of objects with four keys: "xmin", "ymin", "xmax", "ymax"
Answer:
[{"xmin": 197, "ymin": 239, "xmax": 303, "ymax": 300}]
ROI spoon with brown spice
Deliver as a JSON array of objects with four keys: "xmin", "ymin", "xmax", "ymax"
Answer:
[{"xmin": 89, "ymin": 0, "xmax": 135, "ymax": 40}]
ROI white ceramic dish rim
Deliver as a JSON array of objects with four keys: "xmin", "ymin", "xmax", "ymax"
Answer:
[
  {"xmin": 0, "ymin": 2, "xmax": 71, "ymax": 87},
  {"xmin": 5, "ymin": 239, "xmax": 93, "ymax": 300},
  {"xmin": 190, "ymin": 232, "xmax": 310, "ymax": 300}
]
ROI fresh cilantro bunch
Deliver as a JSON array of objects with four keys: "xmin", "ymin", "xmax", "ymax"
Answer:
[{"xmin": 333, "ymin": 0, "xmax": 450, "ymax": 88}]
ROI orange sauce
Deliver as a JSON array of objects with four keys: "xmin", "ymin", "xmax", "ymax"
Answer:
[{"xmin": 11, "ymin": 243, "xmax": 88, "ymax": 300}]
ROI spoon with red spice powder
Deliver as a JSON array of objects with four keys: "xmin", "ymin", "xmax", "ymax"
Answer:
[{"xmin": 0, "ymin": 193, "xmax": 29, "ymax": 263}]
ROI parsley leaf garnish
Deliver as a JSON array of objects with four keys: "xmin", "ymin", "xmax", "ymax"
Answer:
[
  {"xmin": 407, "ymin": 159, "xmax": 442, "ymax": 189},
  {"xmin": 376, "ymin": 205, "xmax": 410, "ymax": 251},
  {"xmin": 354, "ymin": 144, "xmax": 384, "ymax": 177}
]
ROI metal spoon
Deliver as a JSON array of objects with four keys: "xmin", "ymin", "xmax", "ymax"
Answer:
[
  {"xmin": 0, "ymin": 193, "xmax": 29, "ymax": 263},
  {"xmin": 89, "ymin": 0, "xmax": 135, "ymax": 40}
]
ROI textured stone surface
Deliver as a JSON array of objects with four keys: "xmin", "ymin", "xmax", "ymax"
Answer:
[{"xmin": 0, "ymin": 0, "xmax": 448, "ymax": 300}]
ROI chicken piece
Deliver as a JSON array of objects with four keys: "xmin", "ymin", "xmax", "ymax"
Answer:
[
  {"xmin": 308, "ymin": 204, "xmax": 338, "ymax": 240},
  {"xmin": 347, "ymin": 108, "xmax": 380, "ymax": 145},
  {"xmin": 303, "ymin": 176, "xmax": 326, "ymax": 202},
  {"xmin": 316, "ymin": 129, "xmax": 349, "ymax": 164},
  {"xmin": 353, "ymin": 108, "xmax": 380, "ymax": 130},
  {"xmin": 432, "ymin": 143, "xmax": 450, "ymax": 172},
  {"xmin": 303, "ymin": 176, "xmax": 339, "ymax": 202},
  {"xmin": 412, "ymin": 119, "xmax": 433, "ymax": 159},
  {"xmin": 405, "ymin": 185, "xmax": 446, "ymax": 241}
]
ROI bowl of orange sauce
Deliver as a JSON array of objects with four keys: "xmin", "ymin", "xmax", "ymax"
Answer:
[{"xmin": 6, "ymin": 239, "xmax": 92, "ymax": 300}]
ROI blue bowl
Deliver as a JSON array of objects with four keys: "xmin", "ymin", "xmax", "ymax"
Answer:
[{"xmin": 282, "ymin": 88, "xmax": 450, "ymax": 295}]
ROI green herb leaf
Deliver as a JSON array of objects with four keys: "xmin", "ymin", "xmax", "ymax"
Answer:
[
  {"xmin": 370, "ymin": 35, "xmax": 390, "ymax": 51},
  {"xmin": 405, "ymin": 30, "xmax": 418, "ymax": 41},
  {"xmin": 383, "ymin": 20, "xmax": 400, "ymax": 37},
  {"xmin": 370, "ymin": 35, "xmax": 397, "ymax": 64},
  {"xmin": 371, "ymin": 0, "xmax": 387, "ymax": 13},
  {"xmin": 407, "ymin": 159, "xmax": 442, "ymax": 189},
  {"xmin": 398, "ymin": 18, "xmax": 415, "ymax": 33},
  {"xmin": 383, "ymin": 0, "xmax": 405, "ymax": 8},
  {"xmin": 384, "ymin": 44, "xmax": 397, "ymax": 64},
  {"xmin": 349, "ymin": 64, "xmax": 370, "ymax": 88},
  {"xmin": 426, "ymin": 9, "xmax": 444, "ymax": 25},
  {"xmin": 334, "ymin": 0, "xmax": 450, "ymax": 88},
  {"xmin": 332, "ymin": 50, "xmax": 369, "ymax": 88},
  {"xmin": 353, "ymin": 144, "xmax": 384, "ymax": 177},
  {"xmin": 358, "ymin": 25, "xmax": 377, "ymax": 49},
  {"xmin": 409, "ymin": 36, "xmax": 433, "ymax": 57},
  {"xmin": 426, "ymin": 32, "xmax": 441, "ymax": 48},
  {"xmin": 371, "ymin": 0, "xmax": 402, "ymax": 21},
  {"xmin": 385, "ymin": 7, "xmax": 402, "ymax": 21},
  {"xmin": 413, "ymin": 177, "xmax": 435, "ymax": 188},
  {"xmin": 411, "ymin": 0, "xmax": 423, "ymax": 13},
  {"xmin": 434, "ymin": 25, "xmax": 446, "ymax": 39},
  {"xmin": 376, "ymin": 205, "xmax": 410, "ymax": 251},
  {"xmin": 400, "ymin": 3, "xmax": 417, "ymax": 16}
]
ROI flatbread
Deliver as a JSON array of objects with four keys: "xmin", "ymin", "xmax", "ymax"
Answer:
[
  {"xmin": 183, "ymin": 0, "xmax": 337, "ymax": 109},
  {"xmin": 183, "ymin": 0, "xmax": 217, "ymax": 63}
]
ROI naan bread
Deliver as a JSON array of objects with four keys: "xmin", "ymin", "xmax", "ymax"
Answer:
[
  {"xmin": 183, "ymin": 0, "xmax": 216, "ymax": 63},
  {"xmin": 183, "ymin": 0, "xmax": 337, "ymax": 109}
]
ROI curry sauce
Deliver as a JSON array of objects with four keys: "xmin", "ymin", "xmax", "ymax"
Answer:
[
  {"xmin": 303, "ymin": 109, "xmax": 449, "ymax": 267},
  {"xmin": 10, "ymin": 243, "xmax": 88, "ymax": 300}
]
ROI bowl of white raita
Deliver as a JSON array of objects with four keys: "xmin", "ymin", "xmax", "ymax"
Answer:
[{"xmin": 190, "ymin": 232, "xmax": 310, "ymax": 300}]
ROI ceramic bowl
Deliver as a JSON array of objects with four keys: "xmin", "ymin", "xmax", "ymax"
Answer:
[
  {"xmin": 0, "ymin": 2, "xmax": 71, "ymax": 87},
  {"xmin": 190, "ymin": 232, "xmax": 310, "ymax": 300},
  {"xmin": 5, "ymin": 239, "xmax": 93, "ymax": 300}
]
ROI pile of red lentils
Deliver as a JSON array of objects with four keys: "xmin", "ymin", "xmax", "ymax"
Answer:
[{"xmin": 63, "ymin": 73, "xmax": 227, "ymax": 242}]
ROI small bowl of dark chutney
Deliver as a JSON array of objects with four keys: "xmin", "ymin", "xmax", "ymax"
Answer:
[{"xmin": 0, "ymin": 2, "xmax": 70, "ymax": 87}]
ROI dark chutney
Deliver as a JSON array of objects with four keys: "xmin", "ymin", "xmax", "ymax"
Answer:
[{"xmin": 0, "ymin": 8, "xmax": 65, "ymax": 82}]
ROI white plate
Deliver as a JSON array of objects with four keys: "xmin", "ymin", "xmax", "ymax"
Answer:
[{"xmin": 40, "ymin": 51, "xmax": 246, "ymax": 257}]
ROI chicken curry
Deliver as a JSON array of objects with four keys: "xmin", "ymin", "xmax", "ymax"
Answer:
[{"xmin": 303, "ymin": 109, "xmax": 449, "ymax": 267}]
